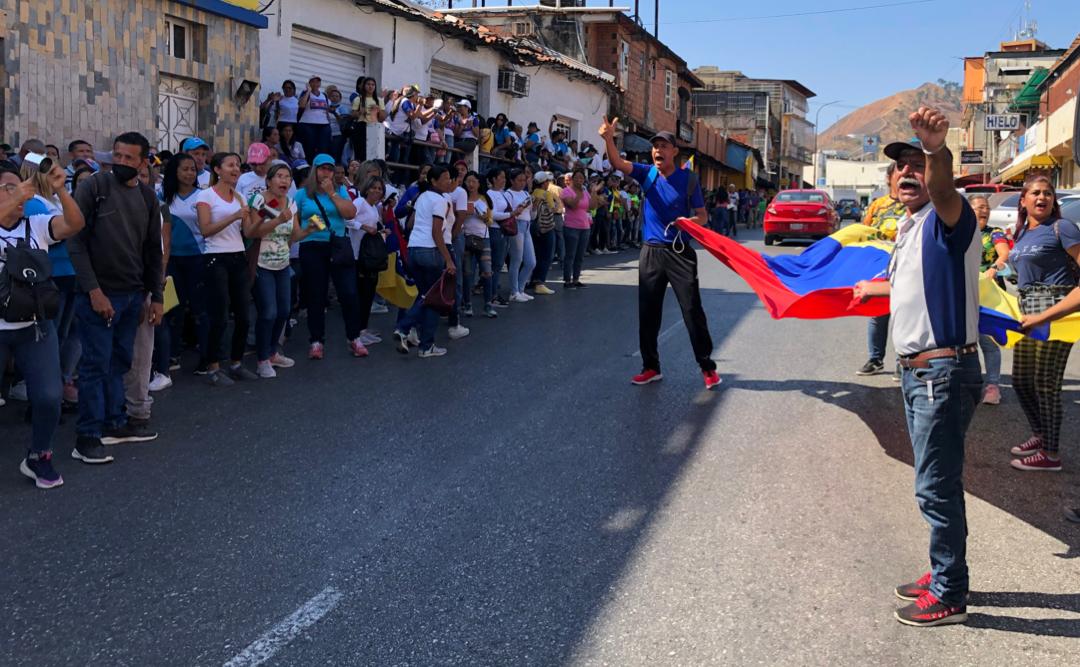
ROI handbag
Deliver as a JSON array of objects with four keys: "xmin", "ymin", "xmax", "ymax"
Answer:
[
  {"xmin": 313, "ymin": 193, "xmax": 355, "ymax": 267},
  {"xmin": 465, "ymin": 234, "xmax": 485, "ymax": 254},
  {"xmin": 423, "ymin": 269, "xmax": 456, "ymax": 316},
  {"xmin": 498, "ymin": 192, "xmax": 518, "ymax": 237}
]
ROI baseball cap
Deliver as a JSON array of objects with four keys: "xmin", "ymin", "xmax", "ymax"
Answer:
[
  {"xmin": 456, "ymin": 99, "xmax": 472, "ymax": 110},
  {"xmin": 534, "ymin": 171, "xmax": 553, "ymax": 184},
  {"xmin": 309, "ymin": 75, "xmax": 322, "ymax": 82},
  {"xmin": 247, "ymin": 142, "xmax": 271, "ymax": 165},
  {"xmin": 181, "ymin": 137, "xmax": 209, "ymax": 152},
  {"xmin": 883, "ymin": 139, "xmax": 924, "ymax": 161},
  {"xmin": 292, "ymin": 159, "xmax": 310, "ymax": 171},
  {"xmin": 94, "ymin": 150, "xmax": 114, "ymax": 166},
  {"xmin": 312, "ymin": 154, "xmax": 336, "ymax": 168},
  {"xmin": 650, "ymin": 131, "xmax": 677, "ymax": 146}
]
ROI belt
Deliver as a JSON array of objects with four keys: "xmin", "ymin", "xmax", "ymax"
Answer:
[
  {"xmin": 645, "ymin": 241, "xmax": 674, "ymax": 248},
  {"xmin": 898, "ymin": 344, "xmax": 978, "ymax": 369}
]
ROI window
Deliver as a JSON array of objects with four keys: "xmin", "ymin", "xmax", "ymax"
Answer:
[
  {"xmin": 553, "ymin": 118, "xmax": 573, "ymax": 142},
  {"xmin": 664, "ymin": 70, "xmax": 675, "ymax": 112},
  {"xmin": 165, "ymin": 17, "xmax": 191, "ymax": 60}
]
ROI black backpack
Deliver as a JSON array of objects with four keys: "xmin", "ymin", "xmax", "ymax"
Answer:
[
  {"xmin": 358, "ymin": 230, "xmax": 389, "ymax": 274},
  {"xmin": 0, "ymin": 218, "xmax": 60, "ymax": 325}
]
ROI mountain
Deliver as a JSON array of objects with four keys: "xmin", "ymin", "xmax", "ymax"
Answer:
[{"xmin": 817, "ymin": 82, "xmax": 963, "ymax": 157}]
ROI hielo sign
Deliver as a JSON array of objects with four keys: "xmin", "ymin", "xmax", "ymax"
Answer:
[{"xmin": 984, "ymin": 114, "xmax": 1022, "ymax": 131}]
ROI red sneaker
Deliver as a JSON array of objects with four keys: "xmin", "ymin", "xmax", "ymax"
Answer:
[
  {"xmin": 894, "ymin": 571, "xmax": 932, "ymax": 601},
  {"xmin": 703, "ymin": 369, "xmax": 722, "ymax": 390},
  {"xmin": 894, "ymin": 592, "xmax": 967, "ymax": 627},
  {"xmin": 1010, "ymin": 435, "xmax": 1042, "ymax": 456},
  {"xmin": 308, "ymin": 342, "xmax": 324, "ymax": 360},
  {"xmin": 1010, "ymin": 450, "xmax": 1062, "ymax": 472},
  {"xmin": 631, "ymin": 369, "xmax": 663, "ymax": 386},
  {"xmin": 349, "ymin": 339, "xmax": 369, "ymax": 358}
]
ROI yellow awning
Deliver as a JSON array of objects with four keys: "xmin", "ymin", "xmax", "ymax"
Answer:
[
  {"xmin": 998, "ymin": 154, "xmax": 1055, "ymax": 183},
  {"xmin": 222, "ymin": 0, "xmax": 260, "ymax": 9}
]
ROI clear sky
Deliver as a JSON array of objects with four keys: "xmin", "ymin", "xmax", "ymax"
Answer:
[{"xmin": 576, "ymin": 0, "xmax": 1080, "ymax": 133}]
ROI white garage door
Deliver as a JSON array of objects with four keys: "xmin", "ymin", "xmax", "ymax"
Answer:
[
  {"xmin": 289, "ymin": 27, "xmax": 368, "ymax": 95},
  {"xmin": 429, "ymin": 63, "xmax": 481, "ymax": 109}
]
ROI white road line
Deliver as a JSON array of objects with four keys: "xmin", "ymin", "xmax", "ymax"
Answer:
[
  {"xmin": 224, "ymin": 586, "xmax": 344, "ymax": 667},
  {"xmin": 631, "ymin": 321, "xmax": 684, "ymax": 357}
]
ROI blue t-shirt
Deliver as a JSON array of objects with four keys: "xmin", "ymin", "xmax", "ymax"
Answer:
[
  {"xmin": 166, "ymin": 190, "xmax": 205, "ymax": 257},
  {"xmin": 1011, "ymin": 217, "xmax": 1080, "ymax": 288},
  {"xmin": 494, "ymin": 127, "xmax": 511, "ymax": 145},
  {"xmin": 629, "ymin": 163, "xmax": 705, "ymax": 245},
  {"xmin": 552, "ymin": 142, "xmax": 569, "ymax": 157},
  {"xmin": 295, "ymin": 185, "xmax": 350, "ymax": 243},
  {"xmin": 24, "ymin": 196, "xmax": 74, "ymax": 277}
]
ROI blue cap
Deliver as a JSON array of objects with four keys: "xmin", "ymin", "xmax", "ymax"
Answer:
[
  {"xmin": 181, "ymin": 137, "xmax": 209, "ymax": 152},
  {"xmin": 312, "ymin": 153, "xmax": 335, "ymax": 168}
]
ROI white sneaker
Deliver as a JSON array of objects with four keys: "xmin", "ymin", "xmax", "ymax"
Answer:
[
  {"xmin": 522, "ymin": 292, "xmax": 535, "ymax": 301},
  {"xmin": 9, "ymin": 381, "xmax": 27, "ymax": 402},
  {"xmin": 448, "ymin": 325, "xmax": 470, "ymax": 340},
  {"xmin": 256, "ymin": 360, "xmax": 277, "ymax": 378},
  {"xmin": 269, "ymin": 353, "xmax": 295, "ymax": 368},
  {"xmin": 510, "ymin": 293, "xmax": 530, "ymax": 303},
  {"xmin": 407, "ymin": 328, "xmax": 420, "ymax": 346},
  {"xmin": 418, "ymin": 344, "xmax": 447, "ymax": 358},
  {"xmin": 370, "ymin": 302, "xmax": 389, "ymax": 314},
  {"xmin": 148, "ymin": 372, "xmax": 173, "ymax": 392},
  {"xmin": 359, "ymin": 330, "xmax": 382, "ymax": 345}
]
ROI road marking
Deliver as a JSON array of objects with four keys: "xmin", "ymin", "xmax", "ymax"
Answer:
[
  {"xmin": 631, "ymin": 322, "xmax": 683, "ymax": 357},
  {"xmin": 224, "ymin": 586, "xmax": 344, "ymax": 667}
]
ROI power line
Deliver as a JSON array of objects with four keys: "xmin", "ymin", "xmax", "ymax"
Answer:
[{"xmin": 660, "ymin": 0, "xmax": 936, "ymax": 25}]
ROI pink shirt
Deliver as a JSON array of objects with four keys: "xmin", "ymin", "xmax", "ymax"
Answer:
[{"xmin": 561, "ymin": 187, "xmax": 591, "ymax": 230}]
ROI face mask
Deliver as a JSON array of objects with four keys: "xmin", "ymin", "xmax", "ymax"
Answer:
[{"xmin": 112, "ymin": 164, "xmax": 138, "ymax": 183}]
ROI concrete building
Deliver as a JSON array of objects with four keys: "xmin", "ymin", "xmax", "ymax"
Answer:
[
  {"xmin": 0, "ymin": 0, "xmax": 266, "ymax": 153},
  {"xmin": 1042, "ymin": 34, "xmax": 1080, "ymax": 188},
  {"xmin": 258, "ymin": 0, "xmax": 616, "ymax": 161},
  {"xmin": 441, "ymin": 1, "xmax": 739, "ymax": 189},
  {"xmin": 802, "ymin": 157, "xmax": 891, "ymax": 205},
  {"xmin": 959, "ymin": 38, "xmax": 1065, "ymax": 182},
  {"xmin": 692, "ymin": 67, "xmax": 816, "ymax": 189}
]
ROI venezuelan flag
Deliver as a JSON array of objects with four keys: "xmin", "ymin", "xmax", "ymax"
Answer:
[
  {"xmin": 675, "ymin": 218, "xmax": 1080, "ymax": 346},
  {"xmin": 376, "ymin": 225, "xmax": 418, "ymax": 309},
  {"xmin": 674, "ymin": 221, "xmax": 892, "ymax": 319}
]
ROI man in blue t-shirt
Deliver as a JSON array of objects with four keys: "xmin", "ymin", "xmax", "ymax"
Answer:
[{"xmin": 599, "ymin": 117, "xmax": 719, "ymax": 390}]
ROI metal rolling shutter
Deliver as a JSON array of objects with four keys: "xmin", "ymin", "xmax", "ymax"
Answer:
[
  {"xmin": 289, "ymin": 28, "xmax": 368, "ymax": 94},
  {"xmin": 429, "ymin": 64, "xmax": 480, "ymax": 103}
]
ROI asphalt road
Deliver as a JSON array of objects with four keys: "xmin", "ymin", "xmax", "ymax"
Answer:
[{"xmin": 1, "ymin": 228, "xmax": 1078, "ymax": 666}]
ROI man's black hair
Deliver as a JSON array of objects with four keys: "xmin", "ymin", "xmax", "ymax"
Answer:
[
  {"xmin": 68, "ymin": 139, "xmax": 91, "ymax": 153},
  {"xmin": 113, "ymin": 132, "xmax": 151, "ymax": 159}
]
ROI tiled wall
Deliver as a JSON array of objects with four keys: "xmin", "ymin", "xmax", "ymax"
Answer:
[{"xmin": 1, "ymin": 0, "xmax": 260, "ymax": 153}]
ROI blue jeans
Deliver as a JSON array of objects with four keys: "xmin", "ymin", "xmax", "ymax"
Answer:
[
  {"xmin": 462, "ymin": 237, "xmax": 493, "ymax": 309},
  {"xmin": 509, "ymin": 219, "xmax": 536, "ymax": 294},
  {"xmin": 867, "ymin": 314, "xmax": 890, "ymax": 363},
  {"xmin": 489, "ymin": 227, "xmax": 508, "ymax": 299},
  {"xmin": 900, "ymin": 352, "xmax": 982, "ymax": 605},
  {"xmin": 563, "ymin": 227, "xmax": 589, "ymax": 283},
  {"xmin": 75, "ymin": 291, "xmax": 143, "ymax": 438},
  {"xmin": 396, "ymin": 247, "xmax": 445, "ymax": 349},
  {"xmin": 978, "ymin": 334, "xmax": 1001, "ymax": 385},
  {"xmin": 0, "ymin": 321, "xmax": 61, "ymax": 453},
  {"xmin": 254, "ymin": 266, "xmax": 291, "ymax": 362},
  {"xmin": 451, "ymin": 234, "xmax": 465, "ymax": 325}
]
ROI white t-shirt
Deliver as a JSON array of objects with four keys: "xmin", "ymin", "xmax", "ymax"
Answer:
[
  {"xmin": 384, "ymin": 99, "xmax": 415, "ymax": 136},
  {"xmin": 727, "ymin": 191, "xmax": 739, "ymax": 210},
  {"xmin": 409, "ymin": 190, "xmax": 451, "ymax": 249},
  {"xmin": 277, "ymin": 95, "xmax": 299, "ymax": 124},
  {"xmin": 447, "ymin": 186, "xmax": 468, "ymax": 233},
  {"xmin": 347, "ymin": 197, "xmax": 382, "ymax": 259},
  {"xmin": 505, "ymin": 189, "xmax": 531, "ymax": 222},
  {"xmin": 196, "ymin": 187, "xmax": 246, "ymax": 254},
  {"xmin": 0, "ymin": 214, "xmax": 57, "ymax": 330},
  {"xmin": 237, "ymin": 171, "xmax": 268, "ymax": 202},
  {"xmin": 300, "ymin": 91, "xmax": 331, "ymax": 125},
  {"xmin": 463, "ymin": 198, "xmax": 490, "ymax": 238},
  {"xmin": 197, "ymin": 169, "xmax": 211, "ymax": 189}
]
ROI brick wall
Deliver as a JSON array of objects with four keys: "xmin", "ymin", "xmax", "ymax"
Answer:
[
  {"xmin": 586, "ymin": 22, "xmax": 679, "ymax": 136},
  {"xmin": 1047, "ymin": 58, "xmax": 1079, "ymax": 115},
  {"xmin": 1, "ymin": 0, "xmax": 260, "ymax": 153}
]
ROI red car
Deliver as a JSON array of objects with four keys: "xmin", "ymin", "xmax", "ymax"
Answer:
[{"xmin": 763, "ymin": 189, "xmax": 840, "ymax": 246}]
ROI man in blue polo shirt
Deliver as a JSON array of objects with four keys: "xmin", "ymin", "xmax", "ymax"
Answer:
[
  {"xmin": 180, "ymin": 137, "xmax": 212, "ymax": 188},
  {"xmin": 854, "ymin": 107, "xmax": 981, "ymax": 628},
  {"xmin": 599, "ymin": 117, "xmax": 720, "ymax": 390}
]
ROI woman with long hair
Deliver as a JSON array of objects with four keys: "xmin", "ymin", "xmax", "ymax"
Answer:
[
  {"xmin": 247, "ymin": 163, "xmax": 316, "ymax": 377},
  {"xmin": 504, "ymin": 168, "xmax": 535, "ymax": 303},
  {"xmin": 294, "ymin": 154, "xmax": 361, "ymax": 359},
  {"xmin": 485, "ymin": 167, "xmax": 527, "ymax": 307},
  {"xmin": 261, "ymin": 79, "xmax": 299, "ymax": 129},
  {"xmin": 161, "ymin": 153, "xmax": 209, "ymax": 376},
  {"xmin": 1007, "ymin": 175, "xmax": 1079, "ymax": 472},
  {"xmin": 347, "ymin": 175, "xmax": 389, "ymax": 348},
  {"xmin": 277, "ymin": 123, "xmax": 306, "ymax": 169},
  {"xmin": 970, "ymin": 194, "xmax": 1010, "ymax": 405},
  {"xmin": 560, "ymin": 168, "xmax": 592, "ymax": 288},
  {"xmin": 195, "ymin": 152, "xmax": 258, "ymax": 385},
  {"xmin": 350, "ymin": 77, "xmax": 386, "ymax": 162},
  {"xmin": 392, "ymin": 166, "xmax": 456, "ymax": 358},
  {"xmin": 460, "ymin": 171, "xmax": 498, "ymax": 318}
]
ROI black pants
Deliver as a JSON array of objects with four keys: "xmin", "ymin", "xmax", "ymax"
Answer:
[
  {"xmin": 356, "ymin": 269, "xmax": 379, "ymax": 332},
  {"xmin": 638, "ymin": 244, "xmax": 715, "ymax": 373},
  {"xmin": 349, "ymin": 122, "xmax": 368, "ymax": 162},
  {"xmin": 204, "ymin": 252, "xmax": 251, "ymax": 365}
]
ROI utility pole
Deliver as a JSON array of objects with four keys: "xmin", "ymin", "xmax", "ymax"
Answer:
[{"xmin": 812, "ymin": 100, "xmax": 841, "ymax": 188}]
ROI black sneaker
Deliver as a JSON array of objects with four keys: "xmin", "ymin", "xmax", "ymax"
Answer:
[
  {"xmin": 20, "ymin": 452, "xmax": 64, "ymax": 489},
  {"xmin": 492, "ymin": 297, "xmax": 510, "ymax": 308},
  {"xmin": 101, "ymin": 421, "xmax": 159, "ymax": 445},
  {"xmin": 856, "ymin": 359, "xmax": 884, "ymax": 376},
  {"xmin": 895, "ymin": 572, "xmax": 932, "ymax": 601},
  {"xmin": 894, "ymin": 592, "xmax": 967, "ymax": 627},
  {"xmin": 572, "ymin": 281, "xmax": 588, "ymax": 289},
  {"xmin": 205, "ymin": 369, "xmax": 235, "ymax": 387},
  {"xmin": 1065, "ymin": 506, "xmax": 1080, "ymax": 523},
  {"xmin": 71, "ymin": 436, "xmax": 114, "ymax": 464},
  {"xmin": 564, "ymin": 281, "xmax": 574, "ymax": 289},
  {"xmin": 228, "ymin": 364, "xmax": 259, "ymax": 381}
]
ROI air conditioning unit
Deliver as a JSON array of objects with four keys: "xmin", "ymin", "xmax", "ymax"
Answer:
[
  {"xmin": 511, "ymin": 21, "xmax": 534, "ymax": 37},
  {"xmin": 497, "ymin": 70, "xmax": 530, "ymax": 98}
]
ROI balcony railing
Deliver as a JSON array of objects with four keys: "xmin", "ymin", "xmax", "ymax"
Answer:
[{"xmin": 783, "ymin": 146, "xmax": 812, "ymax": 164}]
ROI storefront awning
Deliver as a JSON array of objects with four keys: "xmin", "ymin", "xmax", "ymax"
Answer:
[
  {"xmin": 998, "ymin": 153, "xmax": 1056, "ymax": 183},
  {"xmin": 623, "ymin": 133, "xmax": 654, "ymax": 155},
  {"xmin": 1009, "ymin": 67, "xmax": 1050, "ymax": 111}
]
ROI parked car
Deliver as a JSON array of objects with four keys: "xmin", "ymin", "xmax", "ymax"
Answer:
[
  {"xmin": 763, "ymin": 190, "xmax": 839, "ymax": 245},
  {"xmin": 1060, "ymin": 196, "xmax": 1080, "ymax": 223},
  {"xmin": 836, "ymin": 198, "xmax": 862, "ymax": 221},
  {"xmin": 987, "ymin": 189, "xmax": 1080, "ymax": 231}
]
